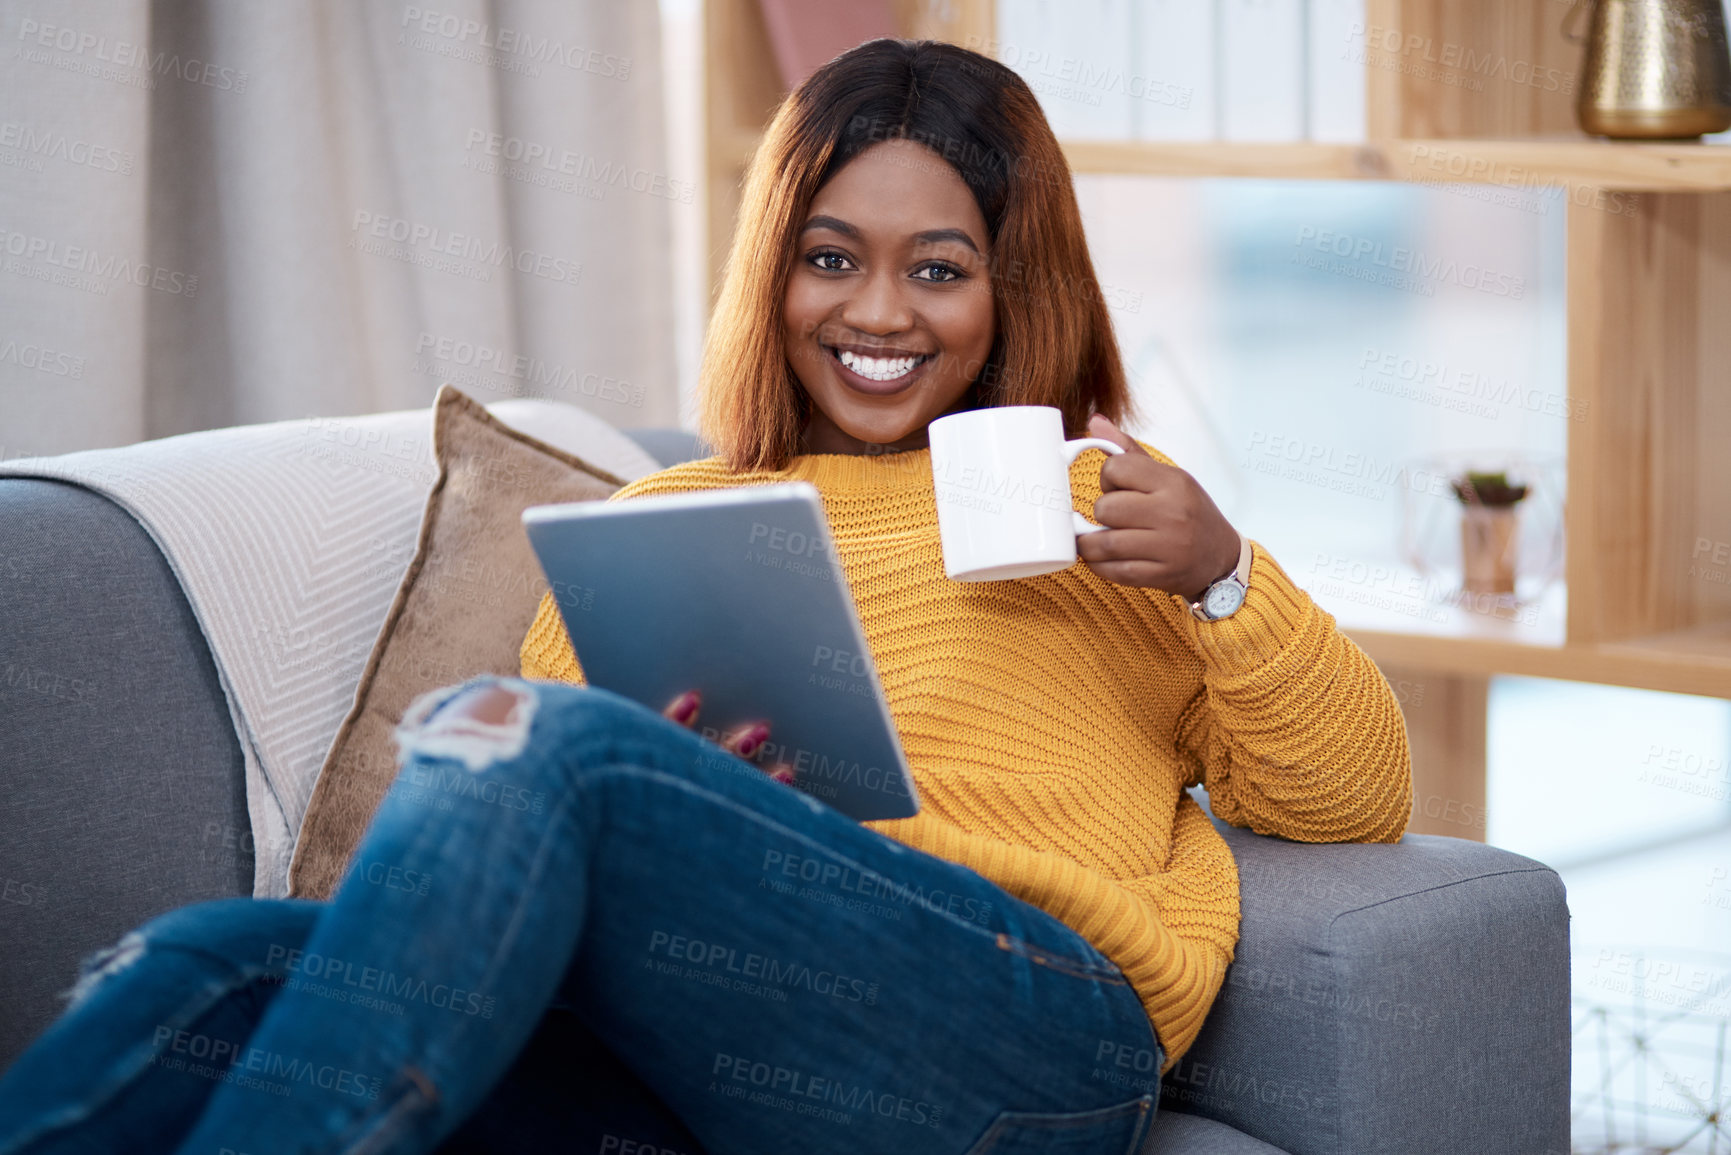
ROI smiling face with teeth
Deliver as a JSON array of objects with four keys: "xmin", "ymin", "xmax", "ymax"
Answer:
[{"xmin": 783, "ymin": 138, "xmax": 996, "ymax": 456}]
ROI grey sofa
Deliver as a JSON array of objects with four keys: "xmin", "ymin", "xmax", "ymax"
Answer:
[{"xmin": 0, "ymin": 428, "xmax": 1571, "ymax": 1154}]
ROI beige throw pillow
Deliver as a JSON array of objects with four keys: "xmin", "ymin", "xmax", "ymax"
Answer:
[{"xmin": 288, "ymin": 385, "xmax": 625, "ymax": 899}]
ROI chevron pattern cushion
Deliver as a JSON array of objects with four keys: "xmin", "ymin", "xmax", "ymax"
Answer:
[{"xmin": 288, "ymin": 386, "xmax": 626, "ymax": 899}]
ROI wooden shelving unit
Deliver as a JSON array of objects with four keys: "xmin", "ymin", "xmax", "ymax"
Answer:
[
  {"xmin": 702, "ymin": 0, "xmax": 1731, "ymax": 838},
  {"xmin": 1061, "ymin": 138, "xmax": 1731, "ymax": 191}
]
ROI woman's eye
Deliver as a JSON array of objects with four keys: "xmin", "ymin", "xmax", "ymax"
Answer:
[
  {"xmin": 914, "ymin": 263, "xmax": 964, "ymax": 283},
  {"xmin": 810, "ymin": 251, "xmax": 852, "ymax": 272}
]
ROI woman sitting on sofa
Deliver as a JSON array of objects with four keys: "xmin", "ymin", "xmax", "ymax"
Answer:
[{"xmin": 0, "ymin": 38, "xmax": 1410, "ymax": 1155}]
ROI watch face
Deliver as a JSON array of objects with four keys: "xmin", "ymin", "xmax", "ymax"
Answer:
[{"xmin": 1203, "ymin": 580, "xmax": 1245, "ymax": 619}]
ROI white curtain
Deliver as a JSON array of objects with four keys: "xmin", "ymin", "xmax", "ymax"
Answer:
[{"xmin": 0, "ymin": 0, "xmax": 678, "ymax": 458}]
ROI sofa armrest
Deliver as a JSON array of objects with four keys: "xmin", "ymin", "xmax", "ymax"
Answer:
[
  {"xmin": 1161, "ymin": 805, "xmax": 1571, "ymax": 1155},
  {"xmin": 0, "ymin": 480, "xmax": 251, "ymax": 1074}
]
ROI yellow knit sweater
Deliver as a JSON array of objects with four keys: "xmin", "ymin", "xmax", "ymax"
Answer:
[{"xmin": 520, "ymin": 442, "xmax": 1412, "ymax": 1073}]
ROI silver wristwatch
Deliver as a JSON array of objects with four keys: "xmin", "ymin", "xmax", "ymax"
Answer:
[{"xmin": 1190, "ymin": 534, "xmax": 1252, "ymax": 622}]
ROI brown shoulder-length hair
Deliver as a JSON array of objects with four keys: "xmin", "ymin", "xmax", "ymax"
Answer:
[{"xmin": 700, "ymin": 38, "xmax": 1136, "ymax": 473}]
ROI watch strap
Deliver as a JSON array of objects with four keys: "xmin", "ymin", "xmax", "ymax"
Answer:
[{"xmin": 1230, "ymin": 532, "xmax": 1252, "ymax": 587}]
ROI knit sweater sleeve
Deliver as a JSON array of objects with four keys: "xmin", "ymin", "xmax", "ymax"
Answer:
[
  {"xmin": 520, "ymin": 590, "xmax": 587, "ymax": 684},
  {"xmin": 1120, "ymin": 440, "xmax": 1412, "ymax": 844}
]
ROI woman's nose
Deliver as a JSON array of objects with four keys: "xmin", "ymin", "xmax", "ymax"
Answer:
[{"xmin": 839, "ymin": 269, "xmax": 913, "ymax": 334}]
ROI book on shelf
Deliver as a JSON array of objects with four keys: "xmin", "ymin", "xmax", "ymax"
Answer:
[
  {"xmin": 1219, "ymin": 0, "xmax": 1305, "ymax": 142},
  {"xmin": 1308, "ymin": 0, "xmax": 1367, "ymax": 142},
  {"xmin": 995, "ymin": 0, "xmax": 1367, "ymax": 143},
  {"xmin": 995, "ymin": 0, "xmax": 1137, "ymax": 139},
  {"xmin": 1135, "ymin": 0, "xmax": 1215, "ymax": 141}
]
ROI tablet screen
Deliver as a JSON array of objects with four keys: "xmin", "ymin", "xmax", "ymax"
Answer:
[{"xmin": 523, "ymin": 483, "xmax": 918, "ymax": 821}]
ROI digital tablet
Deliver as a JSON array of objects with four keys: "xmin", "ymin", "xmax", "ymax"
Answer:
[{"xmin": 522, "ymin": 483, "xmax": 918, "ymax": 821}]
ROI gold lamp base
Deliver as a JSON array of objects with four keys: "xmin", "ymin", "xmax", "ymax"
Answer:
[
  {"xmin": 1580, "ymin": 106, "xmax": 1731, "ymax": 139},
  {"xmin": 1574, "ymin": 0, "xmax": 1731, "ymax": 141}
]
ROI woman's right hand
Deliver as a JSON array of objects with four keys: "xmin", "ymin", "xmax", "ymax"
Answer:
[{"xmin": 663, "ymin": 690, "xmax": 797, "ymax": 785}]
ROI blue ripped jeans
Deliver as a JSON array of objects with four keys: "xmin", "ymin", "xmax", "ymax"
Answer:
[{"xmin": 0, "ymin": 679, "xmax": 1162, "ymax": 1155}]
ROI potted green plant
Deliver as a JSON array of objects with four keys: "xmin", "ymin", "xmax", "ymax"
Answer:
[{"xmin": 1451, "ymin": 470, "xmax": 1529, "ymax": 596}]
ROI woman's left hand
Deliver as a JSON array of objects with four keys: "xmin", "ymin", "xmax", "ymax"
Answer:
[{"xmin": 1076, "ymin": 414, "xmax": 1243, "ymax": 602}]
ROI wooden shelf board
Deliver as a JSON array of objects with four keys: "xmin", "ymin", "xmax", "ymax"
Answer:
[
  {"xmin": 1348, "ymin": 622, "xmax": 1731, "ymax": 700},
  {"xmin": 1604, "ymin": 619, "xmax": 1731, "ymax": 664},
  {"xmin": 1317, "ymin": 577, "xmax": 1567, "ymax": 650},
  {"xmin": 717, "ymin": 132, "xmax": 1731, "ymax": 191},
  {"xmin": 1061, "ymin": 138, "xmax": 1731, "ymax": 192}
]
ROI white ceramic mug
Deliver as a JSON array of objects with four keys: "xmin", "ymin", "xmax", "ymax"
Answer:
[{"xmin": 927, "ymin": 406, "xmax": 1125, "ymax": 581}]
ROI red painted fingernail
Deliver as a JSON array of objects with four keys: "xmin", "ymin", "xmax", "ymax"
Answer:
[
  {"xmin": 770, "ymin": 766, "xmax": 796, "ymax": 785},
  {"xmin": 736, "ymin": 724, "xmax": 769, "ymax": 757},
  {"xmin": 671, "ymin": 691, "xmax": 699, "ymax": 724}
]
